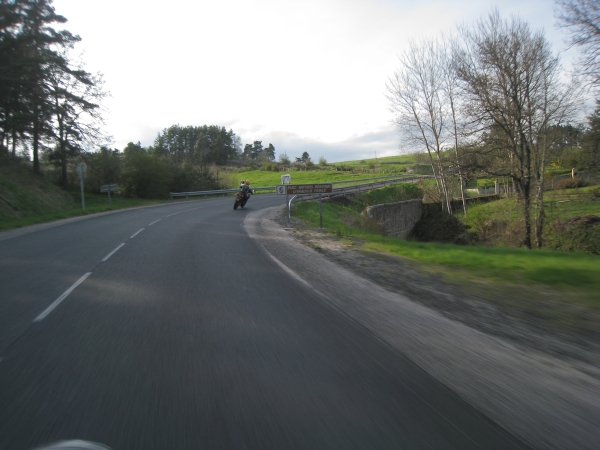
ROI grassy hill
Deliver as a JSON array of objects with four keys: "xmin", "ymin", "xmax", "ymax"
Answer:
[
  {"xmin": 0, "ymin": 159, "xmax": 166, "ymax": 231},
  {"xmin": 0, "ymin": 160, "xmax": 75, "ymax": 228}
]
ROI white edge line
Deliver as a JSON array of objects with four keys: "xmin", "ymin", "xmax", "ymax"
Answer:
[
  {"xmin": 33, "ymin": 272, "xmax": 92, "ymax": 322},
  {"xmin": 149, "ymin": 219, "xmax": 161, "ymax": 226},
  {"xmin": 102, "ymin": 243, "xmax": 125, "ymax": 262},
  {"xmin": 130, "ymin": 228, "xmax": 144, "ymax": 239}
]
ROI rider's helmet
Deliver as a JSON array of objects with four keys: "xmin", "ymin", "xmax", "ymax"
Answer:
[{"xmin": 245, "ymin": 179, "xmax": 250, "ymax": 185}]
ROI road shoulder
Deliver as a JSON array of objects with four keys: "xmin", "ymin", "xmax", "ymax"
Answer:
[{"xmin": 246, "ymin": 205, "xmax": 600, "ymax": 450}]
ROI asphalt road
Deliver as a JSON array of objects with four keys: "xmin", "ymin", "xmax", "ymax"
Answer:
[{"xmin": 0, "ymin": 194, "xmax": 530, "ymax": 450}]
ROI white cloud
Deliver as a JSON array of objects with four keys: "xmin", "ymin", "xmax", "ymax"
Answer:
[{"xmin": 53, "ymin": 0, "xmax": 579, "ymax": 162}]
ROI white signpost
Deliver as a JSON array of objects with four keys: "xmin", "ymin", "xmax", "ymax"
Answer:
[
  {"xmin": 100, "ymin": 183, "xmax": 118, "ymax": 206},
  {"xmin": 76, "ymin": 163, "xmax": 87, "ymax": 211},
  {"xmin": 280, "ymin": 174, "xmax": 291, "ymax": 228}
]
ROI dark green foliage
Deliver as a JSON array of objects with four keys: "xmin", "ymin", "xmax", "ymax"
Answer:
[
  {"xmin": 242, "ymin": 141, "xmax": 274, "ymax": 161},
  {"xmin": 121, "ymin": 148, "xmax": 172, "ymax": 199},
  {"xmin": 85, "ymin": 146, "xmax": 121, "ymax": 191},
  {"xmin": 581, "ymin": 100, "xmax": 600, "ymax": 170},
  {"xmin": 153, "ymin": 124, "xmax": 240, "ymax": 165},
  {"xmin": 546, "ymin": 215, "xmax": 600, "ymax": 254},
  {"xmin": 409, "ymin": 212, "xmax": 471, "ymax": 245},
  {"xmin": 0, "ymin": 0, "xmax": 105, "ymax": 180},
  {"xmin": 169, "ymin": 164, "xmax": 220, "ymax": 193}
]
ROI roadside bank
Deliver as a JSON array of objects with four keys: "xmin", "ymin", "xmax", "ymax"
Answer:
[{"xmin": 245, "ymin": 205, "xmax": 600, "ymax": 450}]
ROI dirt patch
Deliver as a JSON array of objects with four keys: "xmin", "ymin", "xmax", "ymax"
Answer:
[{"xmin": 274, "ymin": 210, "xmax": 600, "ymax": 374}]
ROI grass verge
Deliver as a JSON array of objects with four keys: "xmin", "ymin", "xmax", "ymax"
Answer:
[
  {"xmin": 293, "ymin": 200, "xmax": 600, "ymax": 304},
  {"xmin": 0, "ymin": 191, "xmax": 169, "ymax": 231}
]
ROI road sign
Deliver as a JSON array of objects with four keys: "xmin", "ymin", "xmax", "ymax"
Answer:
[
  {"xmin": 281, "ymin": 174, "xmax": 291, "ymax": 184},
  {"xmin": 276, "ymin": 185, "xmax": 286, "ymax": 195},
  {"xmin": 76, "ymin": 163, "xmax": 87, "ymax": 179},
  {"xmin": 284, "ymin": 184, "xmax": 333, "ymax": 195},
  {"xmin": 100, "ymin": 184, "xmax": 118, "ymax": 193}
]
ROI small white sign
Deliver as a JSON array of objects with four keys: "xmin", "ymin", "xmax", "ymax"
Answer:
[
  {"xmin": 281, "ymin": 174, "xmax": 291, "ymax": 184},
  {"xmin": 76, "ymin": 163, "xmax": 87, "ymax": 179},
  {"xmin": 276, "ymin": 185, "xmax": 286, "ymax": 195}
]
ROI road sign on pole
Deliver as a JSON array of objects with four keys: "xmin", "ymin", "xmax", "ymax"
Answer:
[
  {"xmin": 100, "ymin": 184, "xmax": 118, "ymax": 206},
  {"xmin": 100, "ymin": 184, "xmax": 118, "ymax": 193},
  {"xmin": 76, "ymin": 163, "xmax": 87, "ymax": 211},
  {"xmin": 282, "ymin": 184, "xmax": 333, "ymax": 195},
  {"xmin": 281, "ymin": 174, "xmax": 291, "ymax": 184}
]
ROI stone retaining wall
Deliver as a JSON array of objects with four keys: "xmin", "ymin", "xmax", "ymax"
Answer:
[
  {"xmin": 367, "ymin": 196, "xmax": 500, "ymax": 238},
  {"xmin": 366, "ymin": 199, "xmax": 423, "ymax": 238}
]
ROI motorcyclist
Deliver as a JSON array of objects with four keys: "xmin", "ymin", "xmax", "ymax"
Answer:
[{"xmin": 239, "ymin": 179, "xmax": 253, "ymax": 201}]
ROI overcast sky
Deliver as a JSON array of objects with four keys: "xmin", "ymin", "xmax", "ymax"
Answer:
[{"xmin": 52, "ymin": 0, "xmax": 577, "ymax": 162}]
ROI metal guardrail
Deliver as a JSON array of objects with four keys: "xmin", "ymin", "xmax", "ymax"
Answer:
[
  {"xmin": 169, "ymin": 175, "xmax": 428, "ymax": 199},
  {"xmin": 289, "ymin": 176, "xmax": 429, "ymax": 203}
]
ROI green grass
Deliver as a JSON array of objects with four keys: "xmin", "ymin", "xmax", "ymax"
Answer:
[
  {"xmin": 293, "ymin": 200, "xmax": 600, "ymax": 294},
  {"xmin": 0, "ymin": 190, "xmax": 169, "ymax": 231},
  {"xmin": 330, "ymin": 154, "xmax": 416, "ymax": 166},
  {"xmin": 356, "ymin": 183, "xmax": 423, "ymax": 207},
  {"xmin": 230, "ymin": 170, "xmax": 411, "ymax": 189}
]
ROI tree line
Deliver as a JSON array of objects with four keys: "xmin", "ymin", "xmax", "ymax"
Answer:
[
  {"xmin": 0, "ymin": 1, "xmax": 279, "ymax": 198},
  {"xmin": 387, "ymin": 4, "xmax": 600, "ymax": 250},
  {"xmin": 70, "ymin": 125, "xmax": 279, "ymax": 199},
  {"xmin": 0, "ymin": 0, "xmax": 107, "ymax": 186}
]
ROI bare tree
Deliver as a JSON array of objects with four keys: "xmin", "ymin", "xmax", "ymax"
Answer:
[
  {"xmin": 455, "ymin": 10, "xmax": 582, "ymax": 249},
  {"xmin": 441, "ymin": 36, "xmax": 468, "ymax": 215},
  {"xmin": 387, "ymin": 38, "xmax": 455, "ymax": 214},
  {"xmin": 556, "ymin": 0, "xmax": 600, "ymax": 88}
]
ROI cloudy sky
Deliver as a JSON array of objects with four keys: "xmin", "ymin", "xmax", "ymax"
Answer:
[{"xmin": 52, "ymin": 0, "xmax": 576, "ymax": 162}]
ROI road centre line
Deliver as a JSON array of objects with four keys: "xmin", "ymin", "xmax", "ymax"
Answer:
[
  {"xmin": 148, "ymin": 219, "xmax": 161, "ymax": 226},
  {"xmin": 130, "ymin": 228, "xmax": 144, "ymax": 239},
  {"xmin": 165, "ymin": 212, "xmax": 182, "ymax": 218},
  {"xmin": 33, "ymin": 272, "xmax": 92, "ymax": 322},
  {"xmin": 102, "ymin": 243, "xmax": 125, "ymax": 262}
]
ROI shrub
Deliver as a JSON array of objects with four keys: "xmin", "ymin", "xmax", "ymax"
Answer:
[
  {"xmin": 554, "ymin": 176, "xmax": 588, "ymax": 190},
  {"xmin": 545, "ymin": 215, "xmax": 600, "ymax": 254},
  {"xmin": 409, "ymin": 211, "xmax": 471, "ymax": 245},
  {"xmin": 261, "ymin": 162, "xmax": 277, "ymax": 171}
]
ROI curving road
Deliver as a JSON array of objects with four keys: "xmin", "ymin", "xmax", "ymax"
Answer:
[{"xmin": 0, "ymin": 195, "xmax": 529, "ymax": 449}]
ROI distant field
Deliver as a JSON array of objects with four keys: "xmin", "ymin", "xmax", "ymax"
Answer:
[
  {"xmin": 330, "ymin": 154, "xmax": 415, "ymax": 166},
  {"xmin": 230, "ymin": 170, "xmax": 410, "ymax": 189}
]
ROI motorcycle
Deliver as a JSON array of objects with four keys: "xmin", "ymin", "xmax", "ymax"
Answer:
[
  {"xmin": 233, "ymin": 187, "xmax": 253, "ymax": 210},
  {"xmin": 233, "ymin": 191, "xmax": 247, "ymax": 210}
]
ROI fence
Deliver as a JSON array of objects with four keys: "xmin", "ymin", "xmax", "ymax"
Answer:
[{"xmin": 169, "ymin": 175, "xmax": 430, "ymax": 200}]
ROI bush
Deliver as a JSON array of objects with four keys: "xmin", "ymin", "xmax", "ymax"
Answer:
[
  {"xmin": 261, "ymin": 162, "xmax": 277, "ymax": 171},
  {"xmin": 409, "ymin": 211, "xmax": 471, "ymax": 245},
  {"xmin": 545, "ymin": 215, "xmax": 600, "ymax": 254},
  {"xmin": 554, "ymin": 176, "xmax": 588, "ymax": 189}
]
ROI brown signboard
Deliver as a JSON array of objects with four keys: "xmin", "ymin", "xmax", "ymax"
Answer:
[{"xmin": 284, "ymin": 184, "xmax": 333, "ymax": 195}]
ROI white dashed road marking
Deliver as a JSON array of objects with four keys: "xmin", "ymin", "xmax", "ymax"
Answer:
[
  {"xmin": 102, "ymin": 243, "xmax": 125, "ymax": 262},
  {"xmin": 130, "ymin": 228, "xmax": 144, "ymax": 239},
  {"xmin": 33, "ymin": 272, "xmax": 92, "ymax": 322}
]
